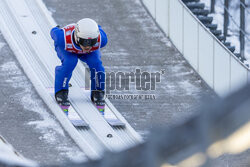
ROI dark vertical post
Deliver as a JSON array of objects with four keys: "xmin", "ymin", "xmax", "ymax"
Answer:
[
  {"xmin": 211, "ymin": 0, "xmax": 215, "ymax": 13},
  {"xmin": 240, "ymin": 0, "xmax": 245, "ymax": 59},
  {"xmin": 223, "ymin": 0, "xmax": 229, "ymax": 41}
]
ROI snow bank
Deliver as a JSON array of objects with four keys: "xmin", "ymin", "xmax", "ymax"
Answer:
[{"xmin": 0, "ymin": 136, "xmax": 37, "ymax": 167}]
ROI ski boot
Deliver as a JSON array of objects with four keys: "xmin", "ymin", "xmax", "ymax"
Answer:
[
  {"xmin": 55, "ymin": 89, "xmax": 70, "ymax": 116},
  {"xmin": 91, "ymin": 90, "xmax": 105, "ymax": 115}
]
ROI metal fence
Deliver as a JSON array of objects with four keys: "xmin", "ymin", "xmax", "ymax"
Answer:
[{"xmin": 211, "ymin": 0, "xmax": 249, "ymax": 60}]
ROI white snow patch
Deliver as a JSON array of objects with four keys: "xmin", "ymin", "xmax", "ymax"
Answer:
[
  {"xmin": 137, "ymin": 130, "xmax": 150, "ymax": 139},
  {"xmin": 0, "ymin": 137, "xmax": 37, "ymax": 167},
  {"xmin": 179, "ymin": 80, "xmax": 200, "ymax": 96},
  {"xmin": 47, "ymin": 7, "xmax": 56, "ymax": 16},
  {"xmin": 227, "ymin": 35, "xmax": 241, "ymax": 54},
  {"xmin": 0, "ymin": 61, "xmax": 85, "ymax": 161},
  {"xmin": 172, "ymin": 65, "xmax": 194, "ymax": 75},
  {"xmin": 58, "ymin": 147, "xmax": 86, "ymax": 163},
  {"xmin": 1, "ymin": 62, "xmax": 22, "ymax": 76},
  {"xmin": 104, "ymin": 48, "xmax": 129, "ymax": 56}
]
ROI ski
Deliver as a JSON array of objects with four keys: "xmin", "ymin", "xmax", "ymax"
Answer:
[
  {"xmin": 47, "ymin": 87, "xmax": 89, "ymax": 128},
  {"xmin": 91, "ymin": 90, "xmax": 126, "ymax": 128},
  {"xmin": 94, "ymin": 103, "xmax": 126, "ymax": 128},
  {"xmin": 49, "ymin": 87, "xmax": 125, "ymax": 128},
  {"xmin": 104, "ymin": 118, "xmax": 126, "ymax": 127},
  {"xmin": 59, "ymin": 105, "xmax": 89, "ymax": 128}
]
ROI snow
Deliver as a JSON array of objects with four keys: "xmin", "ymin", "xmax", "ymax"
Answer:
[
  {"xmin": 200, "ymin": 0, "xmax": 250, "ymax": 66},
  {"xmin": 129, "ymin": 0, "xmax": 174, "ymax": 48},
  {"xmin": 0, "ymin": 137, "xmax": 37, "ymax": 167},
  {"xmin": 137, "ymin": 130, "xmax": 150, "ymax": 139},
  {"xmin": 0, "ymin": 61, "xmax": 86, "ymax": 162}
]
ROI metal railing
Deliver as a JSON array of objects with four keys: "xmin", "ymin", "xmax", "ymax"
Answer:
[{"xmin": 211, "ymin": 0, "xmax": 249, "ymax": 60}]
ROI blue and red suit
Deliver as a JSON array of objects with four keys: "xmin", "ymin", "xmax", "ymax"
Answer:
[{"xmin": 50, "ymin": 24, "xmax": 107, "ymax": 95}]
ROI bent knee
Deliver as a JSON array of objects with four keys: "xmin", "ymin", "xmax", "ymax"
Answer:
[
  {"xmin": 62, "ymin": 59, "xmax": 78, "ymax": 71},
  {"xmin": 89, "ymin": 61, "xmax": 104, "ymax": 71}
]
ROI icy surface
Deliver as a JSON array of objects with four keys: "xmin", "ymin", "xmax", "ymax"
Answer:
[
  {"xmin": 0, "ymin": 29, "xmax": 86, "ymax": 164},
  {"xmin": 0, "ymin": 138, "xmax": 37, "ymax": 167},
  {"xmin": 0, "ymin": 60, "xmax": 86, "ymax": 163},
  {"xmin": 1, "ymin": 61, "xmax": 85, "ymax": 162}
]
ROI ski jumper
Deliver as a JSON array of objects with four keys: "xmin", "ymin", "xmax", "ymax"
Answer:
[{"xmin": 50, "ymin": 24, "xmax": 108, "ymax": 94}]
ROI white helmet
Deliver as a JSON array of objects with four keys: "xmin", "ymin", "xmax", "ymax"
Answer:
[{"xmin": 75, "ymin": 18, "xmax": 99, "ymax": 47}]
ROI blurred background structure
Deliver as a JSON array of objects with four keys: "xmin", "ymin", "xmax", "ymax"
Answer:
[{"xmin": 1, "ymin": 83, "xmax": 250, "ymax": 167}]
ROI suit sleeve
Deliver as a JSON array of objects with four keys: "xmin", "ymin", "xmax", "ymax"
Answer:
[
  {"xmin": 50, "ymin": 27, "xmax": 65, "ymax": 48},
  {"xmin": 98, "ymin": 25, "xmax": 108, "ymax": 48}
]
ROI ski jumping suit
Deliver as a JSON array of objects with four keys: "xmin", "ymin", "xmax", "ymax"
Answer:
[{"xmin": 50, "ymin": 24, "xmax": 107, "ymax": 95}]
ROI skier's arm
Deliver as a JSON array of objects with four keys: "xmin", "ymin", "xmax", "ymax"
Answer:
[
  {"xmin": 98, "ymin": 25, "xmax": 108, "ymax": 48},
  {"xmin": 50, "ymin": 26, "xmax": 64, "ymax": 48}
]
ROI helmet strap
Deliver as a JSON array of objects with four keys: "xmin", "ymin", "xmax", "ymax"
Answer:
[{"xmin": 73, "ymin": 31, "xmax": 79, "ymax": 45}]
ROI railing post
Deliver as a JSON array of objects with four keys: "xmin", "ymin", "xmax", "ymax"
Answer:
[
  {"xmin": 223, "ymin": 0, "xmax": 229, "ymax": 42},
  {"xmin": 211, "ymin": 0, "xmax": 215, "ymax": 13},
  {"xmin": 240, "ymin": 0, "xmax": 245, "ymax": 60}
]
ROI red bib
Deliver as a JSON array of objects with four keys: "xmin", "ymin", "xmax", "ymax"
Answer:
[{"xmin": 62, "ymin": 24, "xmax": 101, "ymax": 54}]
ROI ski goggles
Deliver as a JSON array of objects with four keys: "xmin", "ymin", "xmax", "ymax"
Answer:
[{"xmin": 78, "ymin": 38, "xmax": 98, "ymax": 47}]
